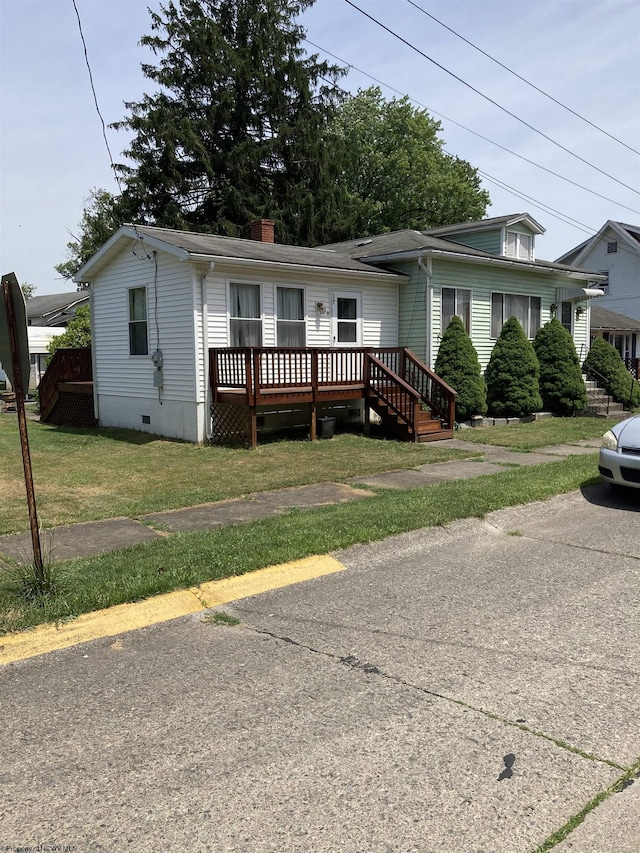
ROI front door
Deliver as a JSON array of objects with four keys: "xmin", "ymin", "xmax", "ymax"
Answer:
[{"xmin": 331, "ymin": 291, "xmax": 362, "ymax": 347}]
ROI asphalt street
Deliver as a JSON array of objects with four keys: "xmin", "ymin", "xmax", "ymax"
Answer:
[{"xmin": 1, "ymin": 483, "xmax": 638, "ymax": 852}]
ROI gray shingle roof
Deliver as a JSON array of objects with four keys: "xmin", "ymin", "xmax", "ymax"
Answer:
[
  {"xmin": 591, "ymin": 305, "xmax": 640, "ymax": 331},
  {"xmin": 129, "ymin": 225, "xmax": 404, "ymax": 277},
  {"xmin": 26, "ymin": 292, "xmax": 88, "ymax": 319}
]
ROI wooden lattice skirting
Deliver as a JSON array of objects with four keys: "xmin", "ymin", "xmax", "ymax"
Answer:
[
  {"xmin": 210, "ymin": 402, "xmax": 251, "ymax": 447},
  {"xmin": 47, "ymin": 391, "xmax": 97, "ymax": 429}
]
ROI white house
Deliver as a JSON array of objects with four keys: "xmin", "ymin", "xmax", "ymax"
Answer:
[
  {"xmin": 74, "ymin": 220, "xmax": 405, "ymax": 443},
  {"xmin": 556, "ymin": 222, "xmax": 640, "ymax": 336}
]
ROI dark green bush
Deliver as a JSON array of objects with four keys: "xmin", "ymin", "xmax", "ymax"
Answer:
[
  {"xmin": 583, "ymin": 338, "xmax": 640, "ymax": 408},
  {"xmin": 435, "ymin": 315, "xmax": 486, "ymax": 420},
  {"xmin": 486, "ymin": 316, "xmax": 542, "ymax": 417},
  {"xmin": 533, "ymin": 318, "xmax": 587, "ymax": 414}
]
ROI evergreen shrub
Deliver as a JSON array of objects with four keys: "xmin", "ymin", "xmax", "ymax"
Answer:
[
  {"xmin": 533, "ymin": 318, "xmax": 587, "ymax": 414},
  {"xmin": 485, "ymin": 316, "xmax": 542, "ymax": 417},
  {"xmin": 583, "ymin": 338, "xmax": 640, "ymax": 408},
  {"xmin": 434, "ymin": 315, "xmax": 486, "ymax": 421}
]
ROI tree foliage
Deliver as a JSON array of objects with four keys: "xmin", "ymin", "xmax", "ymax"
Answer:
[
  {"xmin": 584, "ymin": 337, "xmax": 640, "ymax": 408},
  {"xmin": 485, "ymin": 317, "xmax": 542, "ymax": 417},
  {"xmin": 47, "ymin": 305, "xmax": 91, "ymax": 357},
  {"xmin": 111, "ymin": 0, "xmax": 347, "ymax": 246},
  {"xmin": 21, "ymin": 282, "xmax": 37, "ymax": 301},
  {"xmin": 329, "ymin": 87, "xmax": 489, "ymax": 237},
  {"xmin": 434, "ymin": 315, "xmax": 486, "ymax": 420},
  {"xmin": 533, "ymin": 318, "xmax": 587, "ymax": 414},
  {"xmin": 55, "ymin": 189, "xmax": 126, "ymax": 284}
]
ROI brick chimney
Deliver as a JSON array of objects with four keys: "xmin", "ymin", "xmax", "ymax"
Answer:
[{"xmin": 250, "ymin": 218, "xmax": 275, "ymax": 243}]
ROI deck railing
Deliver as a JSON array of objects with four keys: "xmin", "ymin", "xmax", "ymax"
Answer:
[
  {"xmin": 210, "ymin": 346, "xmax": 457, "ymax": 426},
  {"xmin": 366, "ymin": 353, "xmax": 421, "ymax": 436},
  {"xmin": 624, "ymin": 357, "xmax": 640, "ymax": 380},
  {"xmin": 38, "ymin": 347, "xmax": 93, "ymax": 416}
]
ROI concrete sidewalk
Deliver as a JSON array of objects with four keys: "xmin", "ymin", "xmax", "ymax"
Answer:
[{"xmin": 0, "ymin": 437, "xmax": 602, "ymax": 565}]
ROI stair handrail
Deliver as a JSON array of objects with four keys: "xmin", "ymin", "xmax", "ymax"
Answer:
[
  {"xmin": 366, "ymin": 352, "xmax": 422, "ymax": 434},
  {"xmin": 400, "ymin": 348, "xmax": 457, "ymax": 428},
  {"xmin": 582, "ymin": 363, "xmax": 613, "ymax": 415},
  {"xmin": 38, "ymin": 347, "xmax": 92, "ymax": 417}
]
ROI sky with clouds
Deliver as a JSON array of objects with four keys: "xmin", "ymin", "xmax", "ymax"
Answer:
[{"xmin": 1, "ymin": 0, "xmax": 639, "ymax": 296}]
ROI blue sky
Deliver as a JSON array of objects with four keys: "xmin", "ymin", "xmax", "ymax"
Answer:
[{"xmin": 1, "ymin": 0, "xmax": 639, "ymax": 296}]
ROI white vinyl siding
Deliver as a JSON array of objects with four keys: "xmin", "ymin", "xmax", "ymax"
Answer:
[{"xmin": 445, "ymin": 229, "xmax": 502, "ymax": 254}]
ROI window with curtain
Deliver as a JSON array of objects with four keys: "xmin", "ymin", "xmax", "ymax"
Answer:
[
  {"xmin": 277, "ymin": 287, "xmax": 305, "ymax": 347},
  {"xmin": 230, "ymin": 282, "xmax": 262, "ymax": 347},
  {"xmin": 128, "ymin": 287, "xmax": 148, "ymax": 355},
  {"xmin": 491, "ymin": 293, "xmax": 541, "ymax": 338},
  {"xmin": 441, "ymin": 287, "xmax": 471, "ymax": 334}
]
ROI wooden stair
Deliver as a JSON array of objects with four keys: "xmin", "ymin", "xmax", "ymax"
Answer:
[{"xmin": 368, "ymin": 392, "xmax": 453, "ymax": 442}]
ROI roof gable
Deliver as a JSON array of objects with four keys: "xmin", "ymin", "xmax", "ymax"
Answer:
[{"xmin": 556, "ymin": 220, "xmax": 640, "ymax": 265}]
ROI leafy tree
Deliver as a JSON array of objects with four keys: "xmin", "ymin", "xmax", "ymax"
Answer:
[
  {"xmin": 111, "ymin": 0, "xmax": 346, "ymax": 246},
  {"xmin": 47, "ymin": 305, "xmax": 91, "ymax": 357},
  {"xmin": 55, "ymin": 189, "xmax": 126, "ymax": 286},
  {"xmin": 328, "ymin": 87, "xmax": 489, "ymax": 237},
  {"xmin": 533, "ymin": 318, "xmax": 587, "ymax": 414},
  {"xmin": 584, "ymin": 338, "xmax": 640, "ymax": 408},
  {"xmin": 21, "ymin": 282, "xmax": 37, "ymax": 300},
  {"xmin": 434, "ymin": 315, "xmax": 486, "ymax": 420},
  {"xmin": 485, "ymin": 316, "xmax": 542, "ymax": 417}
]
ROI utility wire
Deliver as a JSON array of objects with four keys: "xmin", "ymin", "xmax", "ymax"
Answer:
[
  {"xmin": 405, "ymin": 0, "xmax": 640, "ymax": 157},
  {"xmin": 71, "ymin": 0, "xmax": 122, "ymax": 192},
  {"xmin": 306, "ymin": 38, "xmax": 639, "ymax": 215},
  {"xmin": 344, "ymin": 0, "xmax": 640, "ymax": 196}
]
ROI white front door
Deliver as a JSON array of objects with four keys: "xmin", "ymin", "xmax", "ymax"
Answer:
[{"xmin": 331, "ymin": 291, "xmax": 362, "ymax": 347}]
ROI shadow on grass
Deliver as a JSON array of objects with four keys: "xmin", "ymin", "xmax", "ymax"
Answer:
[
  {"xmin": 580, "ymin": 480, "xmax": 640, "ymax": 511},
  {"xmin": 42, "ymin": 423, "xmax": 186, "ymax": 446}
]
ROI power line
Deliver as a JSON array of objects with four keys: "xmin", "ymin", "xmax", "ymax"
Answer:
[
  {"xmin": 306, "ymin": 38, "xmax": 640, "ymax": 216},
  {"xmin": 405, "ymin": 0, "xmax": 640, "ymax": 157},
  {"xmin": 71, "ymin": 0, "xmax": 122, "ymax": 193},
  {"xmin": 344, "ymin": 0, "xmax": 640, "ymax": 197}
]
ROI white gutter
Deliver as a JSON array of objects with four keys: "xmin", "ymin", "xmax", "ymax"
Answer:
[
  {"xmin": 360, "ymin": 248, "xmax": 607, "ymax": 281},
  {"xmin": 89, "ymin": 284, "xmax": 99, "ymax": 422},
  {"xmin": 200, "ymin": 263, "xmax": 214, "ymax": 440},
  {"xmin": 417, "ymin": 255, "xmax": 433, "ymax": 367}
]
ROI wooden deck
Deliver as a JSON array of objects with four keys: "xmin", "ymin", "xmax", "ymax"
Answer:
[
  {"xmin": 210, "ymin": 347, "xmax": 457, "ymax": 447},
  {"xmin": 39, "ymin": 348, "xmax": 97, "ymax": 428}
]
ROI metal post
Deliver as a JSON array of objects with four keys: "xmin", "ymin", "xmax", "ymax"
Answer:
[{"xmin": 2, "ymin": 279, "xmax": 44, "ymax": 575}]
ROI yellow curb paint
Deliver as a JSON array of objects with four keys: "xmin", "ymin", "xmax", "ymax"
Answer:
[{"xmin": 0, "ymin": 555, "xmax": 345, "ymax": 666}]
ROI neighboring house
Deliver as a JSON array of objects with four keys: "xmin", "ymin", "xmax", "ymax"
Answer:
[
  {"xmin": 556, "ymin": 221, "xmax": 640, "ymax": 322},
  {"xmin": 26, "ymin": 292, "xmax": 88, "ymax": 390},
  {"xmin": 590, "ymin": 305, "xmax": 640, "ymax": 372},
  {"xmin": 323, "ymin": 213, "xmax": 606, "ymax": 371},
  {"xmin": 73, "ymin": 220, "xmax": 406, "ymax": 443}
]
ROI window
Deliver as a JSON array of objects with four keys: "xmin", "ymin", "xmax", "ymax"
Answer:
[
  {"xmin": 607, "ymin": 241, "xmax": 618, "ymax": 254},
  {"xmin": 441, "ymin": 287, "xmax": 471, "ymax": 334},
  {"xmin": 597, "ymin": 270, "xmax": 610, "ymax": 292},
  {"xmin": 560, "ymin": 301, "xmax": 572, "ymax": 333},
  {"xmin": 491, "ymin": 293, "xmax": 541, "ymax": 338},
  {"xmin": 505, "ymin": 231, "xmax": 533, "ymax": 260},
  {"xmin": 277, "ymin": 287, "xmax": 305, "ymax": 347},
  {"xmin": 230, "ymin": 282, "xmax": 262, "ymax": 347},
  {"xmin": 128, "ymin": 287, "xmax": 148, "ymax": 355}
]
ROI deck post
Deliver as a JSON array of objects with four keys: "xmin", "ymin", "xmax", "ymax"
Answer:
[
  {"xmin": 249, "ymin": 407, "xmax": 258, "ymax": 449},
  {"xmin": 310, "ymin": 350, "xmax": 318, "ymax": 441},
  {"xmin": 363, "ymin": 352, "xmax": 371, "ymax": 435}
]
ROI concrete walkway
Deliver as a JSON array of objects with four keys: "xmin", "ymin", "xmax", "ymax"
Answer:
[{"xmin": 0, "ymin": 437, "xmax": 602, "ymax": 564}]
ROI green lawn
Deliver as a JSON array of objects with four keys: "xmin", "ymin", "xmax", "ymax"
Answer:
[
  {"xmin": 456, "ymin": 416, "xmax": 617, "ymax": 451},
  {"xmin": 0, "ymin": 417, "xmax": 477, "ymax": 534},
  {"xmin": 0, "ymin": 454, "xmax": 600, "ymax": 634}
]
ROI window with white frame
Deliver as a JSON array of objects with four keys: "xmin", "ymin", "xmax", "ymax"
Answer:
[
  {"xmin": 505, "ymin": 231, "xmax": 533, "ymax": 260},
  {"xmin": 441, "ymin": 287, "xmax": 471, "ymax": 334},
  {"xmin": 128, "ymin": 287, "xmax": 148, "ymax": 355},
  {"xmin": 491, "ymin": 292, "xmax": 541, "ymax": 338},
  {"xmin": 230, "ymin": 282, "xmax": 262, "ymax": 347},
  {"xmin": 276, "ymin": 287, "xmax": 305, "ymax": 347}
]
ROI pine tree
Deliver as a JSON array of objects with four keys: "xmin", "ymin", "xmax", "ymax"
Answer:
[
  {"xmin": 112, "ymin": 0, "xmax": 346, "ymax": 246},
  {"xmin": 533, "ymin": 318, "xmax": 587, "ymax": 414},
  {"xmin": 485, "ymin": 317, "xmax": 542, "ymax": 417},
  {"xmin": 434, "ymin": 315, "xmax": 486, "ymax": 421}
]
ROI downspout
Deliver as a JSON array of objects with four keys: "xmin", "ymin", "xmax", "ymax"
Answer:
[
  {"xmin": 417, "ymin": 255, "xmax": 433, "ymax": 367},
  {"xmin": 201, "ymin": 261, "xmax": 215, "ymax": 440}
]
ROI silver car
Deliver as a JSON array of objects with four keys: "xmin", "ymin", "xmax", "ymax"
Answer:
[{"xmin": 599, "ymin": 414, "xmax": 640, "ymax": 489}]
